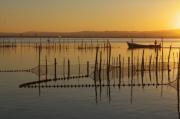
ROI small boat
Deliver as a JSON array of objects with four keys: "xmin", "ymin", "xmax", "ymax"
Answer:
[{"xmin": 127, "ymin": 42, "xmax": 161, "ymax": 49}]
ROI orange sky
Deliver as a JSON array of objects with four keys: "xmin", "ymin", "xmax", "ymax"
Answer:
[{"xmin": 0, "ymin": 0, "xmax": 180, "ymax": 32}]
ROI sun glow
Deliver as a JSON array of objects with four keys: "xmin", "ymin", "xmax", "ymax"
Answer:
[{"xmin": 174, "ymin": 15, "xmax": 180, "ymax": 29}]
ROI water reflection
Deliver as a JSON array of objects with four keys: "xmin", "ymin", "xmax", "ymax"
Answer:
[{"xmin": 1, "ymin": 38, "xmax": 180, "ymax": 118}]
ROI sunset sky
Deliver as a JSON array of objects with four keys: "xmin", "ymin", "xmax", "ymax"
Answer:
[{"xmin": 0, "ymin": 0, "xmax": 180, "ymax": 32}]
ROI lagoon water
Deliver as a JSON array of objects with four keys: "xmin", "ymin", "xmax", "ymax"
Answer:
[{"xmin": 0, "ymin": 38, "xmax": 180, "ymax": 119}]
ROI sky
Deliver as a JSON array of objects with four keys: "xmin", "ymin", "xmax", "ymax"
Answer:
[{"xmin": 0, "ymin": 0, "xmax": 180, "ymax": 32}]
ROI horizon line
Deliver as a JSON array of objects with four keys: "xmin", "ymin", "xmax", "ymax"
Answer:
[{"xmin": 1, "ymin": 28, "xmax": 180, "ymax": 34}]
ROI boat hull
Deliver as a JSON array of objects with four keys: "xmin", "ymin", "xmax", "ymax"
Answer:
[{"xmin": 127, "ymin": 42, "xmax": 161, "ymax": 49}]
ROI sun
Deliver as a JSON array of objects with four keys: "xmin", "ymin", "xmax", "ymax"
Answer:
[{"xmin": 174, "ymin": 15, "xmax": 180, "ymax": 29}]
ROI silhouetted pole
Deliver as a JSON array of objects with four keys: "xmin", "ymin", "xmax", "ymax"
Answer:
[
  {"xmin": 168, "ymin": 45, "xmax": 172, "ymax": 71},
  {"xmin": 87, "ymin": 61, "xmax": 89, "ymax": 76},
  {"xmin": 38, "ymin": 45, "xmax": 41, "ymax": 96},
  {"xmin": 177, "ymin": 49, "xmax": 180, "ymax": 115},
  {"xmin": 122, "ymin": 57, "xmax": 124, "ymax": 80},
  {"xmin": 168, "ymin": 45, "xmax": 172, "ymax": 81},
  {"xmin": 141, "ymin": 50, "xmax": 145, "ymax": 87},
  {"xmin": 99, "ymin": 51, "xmax": 102, "ymax": 85},
  {"xmin": 128, "ymin": 57, "xmax": 130, "ymax": 78},
  {"xmin": 63, "ymin": 58, "xmax": 65, "ymax": 77},
  {"xmin": 94, "ymin": 47, "xmax": 99, "ymax": 104},
  {"xmin": 77, "ymin": 56, "xmax": 80, "ymax": 76},
  {"xmin": 68, "ymin": 59, "xmax": 70, "ymax": 79},
  {"xmin": 45, "ymin": 56, "xmax": 48, "ymax": 81},
  {"xmin": 149, "ymin": 55, "xmax": 152, "ymax": 72},
  {"xmin": 94, "ymin": 47, "xmax": 99, "ymax": 86},
  {"xmin": 119, "ymin": 54, "xmax": 121, "ymax": 88},
  {"xmin": 38, "ymin": 45, "xmax": 41, "ymax": 80},
  {"xmin": 155, "ymin": 48, "xmax": 159, "ymax": 86},
  {"xmin": 54, "ymin": 58, "xmax": 57, "ymax": 80},
  {"xmin": 137, "ymin": 55, "xmax": 139, "ymax": 71},
  {"xmin": 141, "ymin": 50, "xmax": 145, "ymax": 72}
]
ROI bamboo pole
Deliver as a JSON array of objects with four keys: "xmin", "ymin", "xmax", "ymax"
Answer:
[
  {"xmin": 141, "ymin": 50, "xmax": 145, "ymax": 87},
  {"xmin": 137, "ymin": 55, "xmax": 139, "ymax": 71},
  {"xmin": 38, "ymin": 45, "xmax": 41, "ymax": 81},
  {"xmin": 128, "ymin": 57, "xmax": 130, "ymax": 78},
  {"xmin": 45, "ymin": 56, "xmax": 48, "ymax": 81},
  {"xmin": 54, "ymin": 58, "xmax": 57, "ymax": 80},
  {"xmin": 94, "ymin": 47, "xmax": 99, "ymax": 85},
  {"xmin": 38, "ymin": 45, "xmax": 41, "ymax": 96},
  {"xmin": 63, "ymin": 58, "xmax": 65, "ymax": 77},
  {"xmin": 141, "ymin": 50, "xmax": 145, "ymax": 72},
  {"xmin": 87, "ymin": 61, "xmax": 89, "ymax": 76},
  {"xmin": 78, "ymin": 56, "xmax": 80, "ymax": 76},
  {"xmin": 68, "ymin": 59, "xmax": 70, "ymax": 79},
  {"xmin": 119, "ymin": 54, "xmax": 121, "ymax": 88},
  {"xmin": 149, "ymin": 55, "xmax": 152, "ymax": 72},
  {"xmin": 168, "ymin": 45, "xmax": 172, "ymax": 71},
  {"xmin": 99, "ymin": 51, "xmax": 102, "ymax": 85},
  {"xmin": 155, "ymin": 48, "xmax": 159, "ymax": 86},
  {"xmin": 177, "ymin": 49, "xmax": 180, "ymax": 114}
]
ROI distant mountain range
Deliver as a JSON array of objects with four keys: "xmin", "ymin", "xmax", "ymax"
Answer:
[{"xmin": 0, "ymin": 29, "xmax": 180, "ymax": 38}]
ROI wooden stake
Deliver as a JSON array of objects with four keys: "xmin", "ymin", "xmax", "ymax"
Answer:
[
  {"xmin": 54, "ymin": 58, "xmax": 57, "ymax": 80},
  {"xmin": 68, "ymin": 59, "xmax": 70, "ymax": 79},
  {"xmin": 87, "ymin": 61, "xmax": 89, "ymax": 76},
  {"xmin": 99, "ymin": 51, "xmax": 102, "ymax": 85}
]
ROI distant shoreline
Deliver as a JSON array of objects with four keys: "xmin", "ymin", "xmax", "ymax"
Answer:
[
  {"xmin": 0, "ymin": 30, "xmax": 180, "ymax": 38},
  {"xmin": 0, "ymin": 36, "xmax": 180, "ymax": 39}
]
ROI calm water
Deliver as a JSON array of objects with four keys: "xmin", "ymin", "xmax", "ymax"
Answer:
[{"xmin": 0, "ymin": 38, "xmax": 180, "ymax": 119}]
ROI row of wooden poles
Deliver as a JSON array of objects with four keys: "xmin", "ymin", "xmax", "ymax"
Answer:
[
  {"xmin": 36, "ymin": 42, "xmax": 175, "ymax": 86},
  {"xmin": 0, "ymin": 38, "xmax": 112, "ymax": 51},
  {"xmin": 34, "ymin": 39, "xmax": 113, "ymax": 52},
  {"xmin": 48, "ymin": 58, "xmax": 90, "ymax": 80},
  {"xmin": 93, "ymin": 43, "xmax": 174, "ymax": 86},
  {"xmin": 0, "ymin": 40, "xmax": 17, "ymax": 47},
  {"xmin": 93, "ymin": 42, "xmax": 179, "ymax": 104},
  {"xmin": 20, "ymin": 48, "xmax": 180, "ymax": 106},
  {"xmin": 38, "ymin": 46, "xmax": 90, "ymax": 81}
]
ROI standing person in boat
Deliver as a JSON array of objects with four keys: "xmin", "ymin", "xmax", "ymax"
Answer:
[
  {"xmin": 131, "ymin": 38, "xmax": 134, "ymax": 43},
  {"xmin": 154, "ymin": 40, "xmax": 157, "ymax": 46}
]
